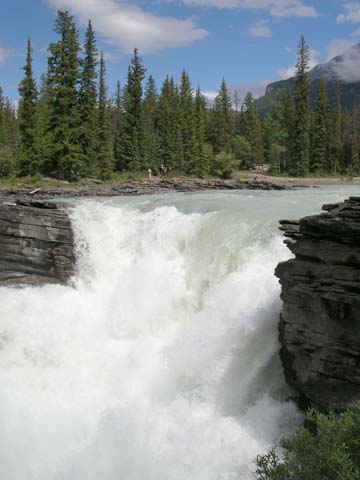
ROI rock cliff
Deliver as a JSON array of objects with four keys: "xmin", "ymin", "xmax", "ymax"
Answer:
[
  {"xmin": 275, "ymin": 196, "xmax": 360, "ymax": 412},
  {"xmin": 0, "ymin": 200, "xmax": 75, "ymax": 286}
]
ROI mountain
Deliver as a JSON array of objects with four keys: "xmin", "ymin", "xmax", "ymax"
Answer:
[{"xmin": 255, "ymin": 44, "xmax": 360, "ymax": 116}]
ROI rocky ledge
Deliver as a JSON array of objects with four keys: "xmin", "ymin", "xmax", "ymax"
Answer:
[
  {"xmin": 275, "ymin": 196, "xmax": 360, "ymax": 412},
  {"xmin": 0, "ymin": 199, "xmax": 75, "ymax": 286},
  {"xmin": 0, "ymin": 178, "xmax": 291, "ymax": 203}
]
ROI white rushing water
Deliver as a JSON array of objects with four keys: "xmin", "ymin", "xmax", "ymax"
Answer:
[{"xmin": 1, "ymin": 186, "xmax": 359, "ymax": 480}]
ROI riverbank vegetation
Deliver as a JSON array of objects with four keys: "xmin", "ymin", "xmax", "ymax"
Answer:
[
  {"xmin": 1, "ymin": 11, "xmax": 360, "ymax": 181},
  {"xmin": 255, "ymin": 404, "xmax": 360, "ymax": 480}
]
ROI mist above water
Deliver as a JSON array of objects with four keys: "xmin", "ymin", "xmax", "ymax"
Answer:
[{"xmin": 1, "ymin": 187, "xmax": 358, "ymax": 480}]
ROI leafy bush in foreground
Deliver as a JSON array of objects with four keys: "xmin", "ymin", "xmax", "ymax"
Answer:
[{"xmin": 255, "ymin": 403, "xmax": 360, "ymax": 480}]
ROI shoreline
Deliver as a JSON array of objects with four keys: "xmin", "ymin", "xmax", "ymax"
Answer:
[{"xmin": 0, "ymin": 175, "xmax": 359, "ymax": 202}]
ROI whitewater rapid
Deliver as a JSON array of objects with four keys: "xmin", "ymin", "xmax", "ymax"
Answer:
[{"xmin": 1, "ymin": 188, "xmax": 357, "ymax": 480}]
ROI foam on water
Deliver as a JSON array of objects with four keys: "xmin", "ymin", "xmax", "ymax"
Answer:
[{"xmin": 0, "ymin": 193, "xmax": 311, "ymax": 480}]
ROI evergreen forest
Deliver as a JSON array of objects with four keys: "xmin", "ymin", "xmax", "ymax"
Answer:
[{"xmin": 1, "ymin": 11, "xmax": 360, "ymax": 181}]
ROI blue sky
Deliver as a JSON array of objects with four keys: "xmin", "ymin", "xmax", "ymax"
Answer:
[{"xmin": 1, "ymin": 0, "xmax": 360, "ymax": 101}]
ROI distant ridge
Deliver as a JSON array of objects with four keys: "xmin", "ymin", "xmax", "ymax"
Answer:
[{"xmin": 255, "ymin": 44, "xmax": 360, "ymax": 116}]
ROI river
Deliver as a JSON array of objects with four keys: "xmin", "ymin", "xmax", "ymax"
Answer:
[{"xmin": 1, "ymin": 186, "xmax": 359, "ymax": 479}]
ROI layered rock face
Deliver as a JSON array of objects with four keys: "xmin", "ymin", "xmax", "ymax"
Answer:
[
  {"xmin": 275, "ymin": 196, "xmax": 360, "ymax": 412},
  {"xmin": 0, "ymin": 200, "xmax": 75, "ymax": 286}
]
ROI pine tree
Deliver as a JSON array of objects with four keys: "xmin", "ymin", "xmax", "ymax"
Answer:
[
  {"xmin": 120, "ymin": 48, "xmax": 146, "ymax": 171},
  {"xmin": 194, "ymin": 86, "xmax": 210, "ymax": 177},
  {"xmin": 96, "ymin": 53, "xmax": 114, "ymax": 180},
  {"xmin": 17, "ymin": 38, "xmax": 38, "ymax": 176},
  {"xmin": 290, "ymin": 35, "xmax": 311, "ymax": 177},
  {"xmin": 211, "ymin": 78, "xmax": 233, "ymax": 153},
  {"xmin": 179, "ymin": 70, "xmax": 196, "ymax": 174},
  {"xmin": 143, "ymin": 75, "xmax": 158, "ymax": 169},
  {"xmin": 79, "ymin": 19, "xmax": 98, "ymax": 174},
  {"xmin": 311, "ymin": 78, "xmax": 329, "ymax": 174},
  {"xmin": 46, "ymin": 10, "xmax": 84, "ymax": 180}
]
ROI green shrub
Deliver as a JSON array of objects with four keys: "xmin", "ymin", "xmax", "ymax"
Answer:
[
  {"xmin": 255, "ymin": 403, "xmax": 360, "ymax": 480},
  {"xmin": 211, "ymin": 150, "xmax": 236, "ymax": 179}
]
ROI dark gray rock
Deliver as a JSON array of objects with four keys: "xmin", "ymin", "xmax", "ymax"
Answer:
[
  {"xmin": 275, "ymin": 196, "xmax": 360, "ymax": 412},
  {"xmin": 0, "ymin": 200, "xmax": 75, "ymax": 286}
]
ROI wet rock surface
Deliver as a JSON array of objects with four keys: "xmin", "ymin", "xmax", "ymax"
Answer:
[
  {"xmin": 0, "ymin": 200, "xmax": 75, "ymax": 287},
  {"xmin": 276, "ymin": 197, "xmax": 360, "ymax": 412}
]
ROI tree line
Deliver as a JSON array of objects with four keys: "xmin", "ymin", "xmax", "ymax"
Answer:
[{"xmin": 0, "ymin": 11, "xmax": 359, "ymax": 181}]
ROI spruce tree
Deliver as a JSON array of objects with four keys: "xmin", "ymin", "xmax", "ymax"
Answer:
[
  {"xmin": 194, "ymin": 86, "xmax": 210, "ymax": 177},
  {"xmin": 156, "ymin": 76, "xmax": 181, "ymax": 170},
  {"xmin": 17, "ymin": 38, "xmax": 38, "ymax": 176},
  {"xmin": 120, "ymin": 48, "xmax": 146, "ymax": 171},
  {"xmin": 112, "ymin": 81, "xmax": 123, "ymax": 171},
  {"xmin": 240, "ymin": 92, "xmax": 263, "ymax": 165},
  {"xmin": 96, "ymin": 53, "xmax": 114, "ymax": 179},
  {"xmin": 311, "ymin": 78, "xmax": 329, "ymax": 174},
  {"xmin": 290, "ymin": 35, "xmax": 310, "ymax": 177},
  {"xmin": 179, "ymin": 70, "xmax": 196, "ymax": 174},
  {"xmin": 46, "ymin": 10, "xmax": 84, "ymax": 180},
  {"xmin": 34, "ymin": 74, "xmax": 52, "ymax": 173},
  {"xmin": 281, "ymin": 88, "xmax": 295, "ymax": 173},
  {"xmin": 143, "ymin": 75, "xmax": 158, "ymax": 169},
  {"xmin": 79, "ymin": 19, "xmax": 98, "ymax": 174},
  {"xmin": 211, "ymin": 78, "xmax": 233, "ymax": 153}
]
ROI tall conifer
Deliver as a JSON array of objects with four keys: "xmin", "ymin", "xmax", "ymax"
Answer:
[
  {"xmin": 311, "ymin": 78, "xmax": 329, "ymax": 173},
  {"xmin": 120, "ymin": 48, "xmax": 146, "ymax": 171},
  {"xmin": 212, "ymin": 79, "xmax": 233, "ymax": 153},
  {"xmin": 194, "ymin": 86, "xmax": 210, "ymax": 177},
  {"xmin": 17, "ymin": 38, "xmax": 38, "ymax": 176},
  {"xmin": 96, "ymin": 53, "xmax": 114, "ymax": 179},
  {"xmin": 290, "ymin": 35, "xmax": 310, "ymax": 176},
  {"xmin": 112, "ymin": 81, "xmax": 123, "ymax": 171},
  {"xmin": 79, "ymin": 19, "xmax": 98, "ymax": 174},
  {"xmin": 330, "ymin": 81, "xmax": 343, "ymax": 174},
  {"xmin": 179, "ymin": 70, "xmax": 196, "ymax": 173},
  {"xmin": 143, "ymin": 75, "xmax": 158, "ymax": 169},
  {"xmin": 46, "ymin": 10, "xmax": 84, "ymax": 180}
]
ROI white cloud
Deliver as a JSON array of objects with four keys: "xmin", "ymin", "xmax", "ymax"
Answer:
[
  {"xmin": 204, "ymin": 80, "xmax": 269, "ymax": 105},
  {"xmin": 249, "ymin": 20, "xmax": 272, "ymax": 37},
  {"xmin": 230, "ymin": 80, "xmax": 269, "ymax": 99},
  {"xmin": 277, "ymin": 48, "xmax": 320, "ymax": 79},
  {"xmin": 179, "ymin": 0, "xmax": 318, "ymax": 17},
  {"xmin": 337, "ymin": 2, "xmax": 360, "ymax": 24},
  {"xmin": 0, "ymin": 47, "xmax": 8, "ymax": 64},
  {"xmin": 277, "ymin": 65, "xmax": 296, "ymax": 79},
  {"xmin": 327, "ymin": 40, "xmax": 360, "ymax": 82},
  {"xmin": 45, "ymin": 0, "xmax": 207, "ymax": 54},
  {"xmin": 326, "ymin": 38, "xmax": 354, "ymax": 60},
  {"xmin": 350, "ymin": 27, "xmax": 360, "ymax": 36}
]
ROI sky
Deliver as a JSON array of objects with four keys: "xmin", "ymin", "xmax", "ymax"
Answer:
[{"xmin": 1, "ymin": 0, "xmax": 360, "ymax": 102}]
